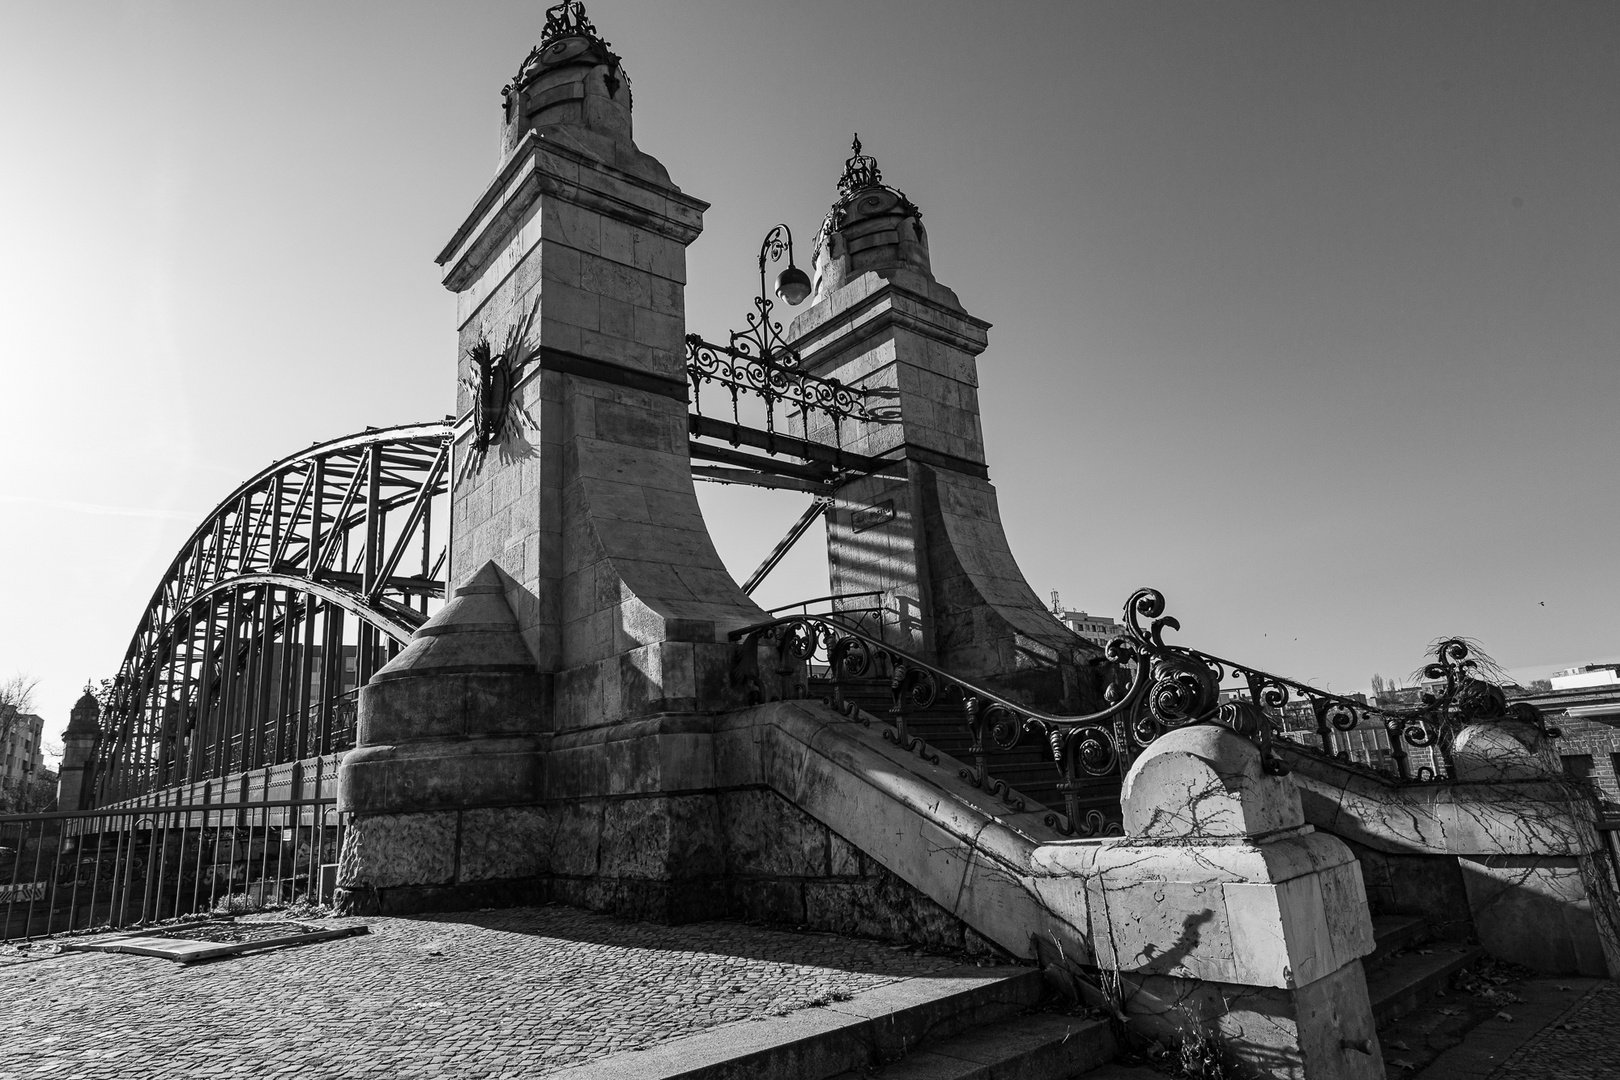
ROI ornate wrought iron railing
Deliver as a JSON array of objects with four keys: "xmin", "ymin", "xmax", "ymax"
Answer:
[
  {"xmin": 685, "ymin": 333, "xmax": 896, "ymax": 457},
  {"xmin": 733, "ymin": 588, "xmax": 1558, "ymax": 836},
  {"xmin": 765, "ymin": 591, "xmax": 887, "ymax": 640}
]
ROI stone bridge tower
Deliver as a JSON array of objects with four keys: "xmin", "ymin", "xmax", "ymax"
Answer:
[
  {"xmin": 338, "ymin": 3, "xmax": 769, "ymax": 917},
  {"xmin": 790, "ymin": 141, "xmax": 1101, "ymax": 711}
]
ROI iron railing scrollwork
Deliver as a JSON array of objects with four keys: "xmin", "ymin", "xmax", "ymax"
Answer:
[
  {"xmin": 1200, "ymin": 637, "xmax": 1560, "ymax": 782},
  {"xmin": 733, "ymin": 588, "xmax": 1202, "ymax": 837},
  {"xmin": 685, "ymin": 334, "xmax": 897, "ymax": 458},
  {"xmin": 734, "ymin": 587, "xmax": 1559, "ymax": 837},
  {"xmin": 686, "ymin": 220, "xmax": 897, "ymax": 464}
]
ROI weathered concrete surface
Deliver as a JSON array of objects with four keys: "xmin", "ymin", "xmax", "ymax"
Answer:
[
  {"xmin": 1450, "ymin": 718, "xmax": 1563, "ymax": 782},
  {"xmin": 1035, "ymin": 727, "xmax": 1381, "ymax": 1080},
  {"xmin": 1458, "ymin": 854, "xmax": 1613, "ymax": 978},
  {"xmin": 1280, "ymin": 743, "xmax": 1620, "ymax": 978}
]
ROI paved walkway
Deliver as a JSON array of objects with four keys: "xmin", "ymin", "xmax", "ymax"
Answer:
[
  {"xmin": 0, "ymin": 905, "xmax": 983, "ymax": 1079},
  {"xmin": 1485, "ymin": 980, "xmax": 1620, "ymax": 1080}
]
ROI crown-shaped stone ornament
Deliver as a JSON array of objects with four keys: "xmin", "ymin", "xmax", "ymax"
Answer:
[
  {"xmin": 502, "ymin": 0, "xmax": 623, "ymax": 109},
  {"xmin": 812, "ymin": 134, "xmax": 924, "ymax": 275},
  {"xmin": 541, "ymin": 0, "xmax": 601, "ymax": 46},
  {"xmin": 836, "ymin": 135, "xmax": 883, "ymax": 200}
]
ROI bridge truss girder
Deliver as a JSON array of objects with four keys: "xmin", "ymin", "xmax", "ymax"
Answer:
[{"xmin": 98, "ymin": 423, "xmax": 452, "ymax": 804}]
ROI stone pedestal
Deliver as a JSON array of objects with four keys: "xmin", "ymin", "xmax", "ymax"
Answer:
[
  {"xmin": 787, "ymin": 145, "xmax": 1100, "ymax": 710},
  {"xmin": 1035, "ymin": 726, "xmax": 1382, "ymax": 1080}
]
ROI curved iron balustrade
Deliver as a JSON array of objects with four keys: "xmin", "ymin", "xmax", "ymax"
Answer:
[
  {"xmin": 96, "ymin": 422, "xmax": 452, "ymax": 805},
  {"xmin": 733, "ymin": 589, "xmax": 1557, "ymax": 836}
]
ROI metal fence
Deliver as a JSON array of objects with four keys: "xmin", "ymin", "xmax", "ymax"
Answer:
[{"xmin": 1, "ymin": 797, "xmax": 345, "ymax": 942}]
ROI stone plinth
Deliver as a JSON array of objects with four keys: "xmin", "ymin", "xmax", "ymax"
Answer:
[{"xmin": 1036, "ymin": 726, "xmax": 1382, "ymax": 1080}]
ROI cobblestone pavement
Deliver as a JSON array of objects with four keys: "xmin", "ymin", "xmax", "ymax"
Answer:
[
  {"xmin": 1488, "ymin": 980, "xmax": 1620, "ymax": 1080},
  {"xmin": 0, "ymin": 905, "xmax": 981, "ymax": 1079}
]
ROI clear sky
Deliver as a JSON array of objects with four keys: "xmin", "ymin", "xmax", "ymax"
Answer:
[{"xmin": 3, "ymin": 1, "xmax": 1617, "ymax": 753}]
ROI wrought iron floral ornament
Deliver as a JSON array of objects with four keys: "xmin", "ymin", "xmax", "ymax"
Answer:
[{"xmin": 460, "ymin": 297, "xmax": 541, "ymax": 459}]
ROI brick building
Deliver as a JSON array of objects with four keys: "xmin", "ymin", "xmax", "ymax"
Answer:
[{"xmin": 1511, "ymin": 684, "xmax": 1620, "ymax": 811}]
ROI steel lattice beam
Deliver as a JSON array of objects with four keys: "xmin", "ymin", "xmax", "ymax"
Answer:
[{"xmin": 96, "ymin": 423, "xmax": 451, "ymax": 806}]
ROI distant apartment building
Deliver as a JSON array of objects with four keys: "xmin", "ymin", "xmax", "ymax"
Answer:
[
  {"xmin": 1511, "ymin": 681, "xmax": 1620, "ymax": 812},
  {"xmin": 1216, "ymin": 688, "xmax": 1446, "ymax": 776},
  {"xmin": 2, "ymin": 706, "xmax": 46, "ymax": 797},
  {"xmin": 1054, "ymin": 607, "xmax": 1126, "ymax": 648},
  {"xmin": 1550, "ymin": 664, "xmax": 1620, "ymax": 691}
]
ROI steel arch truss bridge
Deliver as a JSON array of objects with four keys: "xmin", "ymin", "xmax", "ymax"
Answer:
[{"xmin": 98, "ymin": 424, "xmax": 452, "ymax": 804}]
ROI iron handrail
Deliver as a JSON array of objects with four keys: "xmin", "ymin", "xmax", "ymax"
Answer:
[
  {"xmin": 0, "ymin": 797, "xmax": 338, "ymax": 825},
  {"xmin": 766, "ymin": 591, "xmax": 883, "ymax": 615},
  {"xmin": 732, "ymin": 595, "xmax": 1185, "ymax": 837},
  {"xmin": 734, "ymin": 587, "xmax": 1557, "ymax": 831}
]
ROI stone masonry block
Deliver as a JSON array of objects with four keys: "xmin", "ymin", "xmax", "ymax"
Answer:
[
  {"xmin": 720, "ymin": 788, "xmax": 832, "ymax": 879},
  {"xmin": 338, "ymin": 811, "xmax": 458, "ymax": 890},
  {"xmin": 459, "ymin": 805, "xmax": 551, "ymax": 882},
  {"xmin": 598, "ymin": 794, "xmax": 723, "ymax": 881},
  {"xmin": 543, "ymin": 199, "xmax": 601, "ymax": 255},
  {"xmin": 549, "ymin": 798, "xmax": 604, "ymax": 877}
]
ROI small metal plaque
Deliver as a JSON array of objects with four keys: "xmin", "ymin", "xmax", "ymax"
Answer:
[{"xmin": 851, "ymin": 501, "xmax": 895, "ymax": 533}]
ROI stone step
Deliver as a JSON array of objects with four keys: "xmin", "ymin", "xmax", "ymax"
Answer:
[
  {"xmin": 827, "ymin": 1012, "xmax": 1117, "ymax": 1080},
  {"xmin": 1367, "ymin": 914, "xmax": 1431, "ymax": 970},
  {"xmin": 1367, "ymin": 943, "xmax": 1485, "ymax": 1027},
  {"xmin": 554, "ymin": 968, "xmax": 1056, "ymax": 1080}
]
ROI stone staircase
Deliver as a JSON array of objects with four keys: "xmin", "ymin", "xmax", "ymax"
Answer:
[
  {"xmin": 825, "ymin": 1012, "xmax": 1119, "ymax": 1080},
  {"xmin": 811, "ymin": 675, "xmax": 1125, "ymax": 832},
  {"xmin": 558, "ymin": 966, "xmax": 1119, "ymax": 1080},
  {"xmin": 1365, "ymin": 914, "xmax": 1486, "ymax": 1028}
]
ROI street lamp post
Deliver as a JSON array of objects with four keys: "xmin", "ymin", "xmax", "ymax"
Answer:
[{"xmin": 736, "ymin": 223, "xmax": 812, "ymax": 369}]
